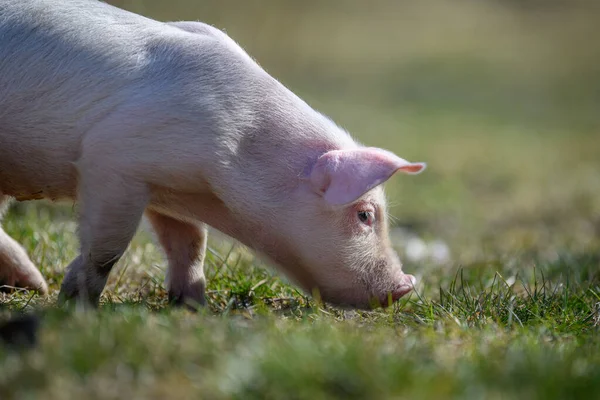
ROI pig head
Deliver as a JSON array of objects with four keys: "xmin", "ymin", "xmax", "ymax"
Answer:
[
  {"xmin": 220, "ymin": 138, "xmax": 427, "ymax": 308},
  {"xmin": 0, "ymin": 0, "xmax": 426, "ymax": 309}
]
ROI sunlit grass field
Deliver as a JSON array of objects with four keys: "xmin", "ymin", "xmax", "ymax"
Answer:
[{"xmin": 1, "ymin": 1, "xmax": 600, "ymax": 398}]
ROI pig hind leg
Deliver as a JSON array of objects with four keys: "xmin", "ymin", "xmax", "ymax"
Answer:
[
  {"xmin": 0, "ymin": 196, "xmax": 48, "ymax": 294},
  {"xmin": 146, "ymin": 209, "xmax": 207, "ymax": 309},
  {"xmin": 58, "ymin": 171, "xmax": 149, "ymax": 307}
]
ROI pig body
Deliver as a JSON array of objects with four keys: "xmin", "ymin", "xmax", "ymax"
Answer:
[{"xmin": 0, "ymin": 0, "xmax": 425, "ymax": 308}]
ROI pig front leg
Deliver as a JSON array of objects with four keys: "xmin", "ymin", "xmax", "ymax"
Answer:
[
  {"xmin": 0, "ymin": 196, "xmax": 48, "ymax": 294},
  {"xmin": 146, "ymin": 210, "xmax": 207, "ymax": 309},
  {"xmin": 58, "ymin": 168, "xmax": 149, "ymax": 307}
]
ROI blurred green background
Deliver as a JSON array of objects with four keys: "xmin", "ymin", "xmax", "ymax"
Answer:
[{"xmin": 110, "ymin": 0, "xmax": 600, "ymax": 263}]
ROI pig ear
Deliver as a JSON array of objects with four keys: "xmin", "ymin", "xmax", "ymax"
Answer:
[{"xmin": 309, "ymin": 148, "xmax": 426, "ymax": 205}]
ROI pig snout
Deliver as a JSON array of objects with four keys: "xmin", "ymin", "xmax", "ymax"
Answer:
[{"xmin": 380, "ymin": 273, "xmax": 417, "ymax": 306}]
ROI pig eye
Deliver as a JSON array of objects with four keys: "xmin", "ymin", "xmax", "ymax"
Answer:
[{"xmin": 357, "ymin": 210, "xmax": 375, "ymax": 226}]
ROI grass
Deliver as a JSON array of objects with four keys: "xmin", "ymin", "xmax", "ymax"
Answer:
[
  {"xmin": 1, "ymin": 209, "xmax": 600, "ymax": 399},
  {"xmin": 2, "ymin": 1, "xmax": 600, "ymax": 399}
]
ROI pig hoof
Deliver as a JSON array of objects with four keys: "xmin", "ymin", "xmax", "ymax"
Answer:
[
  {"xmin": 19, "ymin": 276, "xmax": 48, "ymax": 296},
  {"xmin": 57, "ymin": 281, "xmax": 99, "ymax": 310},
  {"xmin": 167, "ymin": 277, "xmax": 206, "ymax": 311},
  {"xmin": 168, "ymin": 290, "xmax": 206, "ymax": 311},
  {"xmin": 56, "ymin": 289, "xmax": 76, "ymax": 307},
  {"xmin": 0, "ymin": 280, "xmax": 48, "ymax": 295},
  {"xmin": 57, "ymin": 273, "xmax": 78, "ymax": 306},
  {"xmin": 57, "ymin": 289, "xmax": 99, "ymax": 310},
  {"xmin": 56, "ymin": 288, "xmax": 80, "ymax": 310},
  {"xmin": 0, "ymin": 266, "xmax": 48, "ymax": 295}
]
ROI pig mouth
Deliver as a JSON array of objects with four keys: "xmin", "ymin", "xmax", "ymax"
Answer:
[
  {"xmin": 372, "ymin": 273, "xmax": 417, "ymax": 308},
  {"xmin": 376, "ymin": 283, "xmax": 414, "ymax": 307},
  {"xmin": 315, "ymin": 274, "xmax": 416, "ymax": 310}
]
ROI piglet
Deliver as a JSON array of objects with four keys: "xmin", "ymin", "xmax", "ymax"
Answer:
[{"xmin": 0, "ymin": 0, "xmax": 425, "ymax": 309}]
